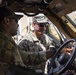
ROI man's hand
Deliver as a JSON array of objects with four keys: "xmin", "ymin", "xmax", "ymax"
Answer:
[{"xmin": 60, "ymin": 47, "xmax": 73, "ymax": 55}]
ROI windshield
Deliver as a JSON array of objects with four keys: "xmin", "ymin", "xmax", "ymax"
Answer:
[{"xmin": 66, "ymin": 11, "xmax": 76, "ymax": 28}]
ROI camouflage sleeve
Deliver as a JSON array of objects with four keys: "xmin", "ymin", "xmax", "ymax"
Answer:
[
  {"xmin": 45, "ymin": 34, "xmax": 55, "ymax": 49},
  {"xmin": 45, "ymin": 35, "xmax": 58, "ymax": 55},
  {"xmin": 0, "ymin": 38, "xmax": 12, "ymax": 63},
  {"xmin": 18, "ymin": 40, "xmax": 46, "ymax": 65}
]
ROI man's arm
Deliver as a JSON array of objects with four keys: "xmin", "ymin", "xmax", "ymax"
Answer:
[{"xmin": 18, "ymin": 40, "xmax": 46, "ymax": 65}]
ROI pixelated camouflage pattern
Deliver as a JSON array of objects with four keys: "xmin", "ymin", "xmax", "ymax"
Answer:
[
  {"xmin": 19, "ymin": 31, "xmax": 54, "ymax": 71},
  {"xmin": 0, "ymin": 32, "xmax": 22, "ymax": 75}
]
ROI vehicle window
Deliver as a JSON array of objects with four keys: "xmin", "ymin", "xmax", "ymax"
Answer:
[{"xmin": 66, "ymin": 11, "xmax": 76, "ymax": 28}]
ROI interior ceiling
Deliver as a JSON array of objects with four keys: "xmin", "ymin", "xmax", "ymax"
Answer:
[{"xmin": 0, "ymin": 0, "xmax": 76, "ymax": 17}]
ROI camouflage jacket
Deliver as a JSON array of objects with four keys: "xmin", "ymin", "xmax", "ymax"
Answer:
[
  {"xmin": 0, "ymin": 32, "xmax": 23, "ymax": 75},
  {"xmin": 0, "ymin": 32, "xmax": 23, "ymax": 64},
  {"xmin": 18, "ymin": 32, "xmax": 54, "ymax": 71}
]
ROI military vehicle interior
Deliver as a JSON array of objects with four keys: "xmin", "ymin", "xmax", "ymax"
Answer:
[{"xmin": 0, "ymin": 0, "xmax": 76, "ymax": 75}]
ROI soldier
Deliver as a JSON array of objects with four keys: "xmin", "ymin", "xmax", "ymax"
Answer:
[
  {"xmin": 0, "ymin": 7, "xmax": 23, "ymax": 75},
  {"xmin": 18, "ymin": 14, "xmax": 73, "ymax": 73}
]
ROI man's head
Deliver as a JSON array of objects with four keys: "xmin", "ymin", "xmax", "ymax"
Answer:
[
  {"xmin": 0, "ymin": 7, "xmax": 23, "ymax": 36},
  {"xmin": 32, "ymin": 14, "xmax": 49, "ymax": 37}
]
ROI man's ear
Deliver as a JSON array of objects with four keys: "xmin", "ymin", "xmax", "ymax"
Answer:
[
  {"xmin": 32, "ymin": 22, "xmax": 35, "ymax": 27},
  {"xmin": 3, "ymin": 17, "xmax": 10, "ymax": 25},
  {"xmin": 31, "ymin": 22, "xmax": 35, "ymax": 31}
]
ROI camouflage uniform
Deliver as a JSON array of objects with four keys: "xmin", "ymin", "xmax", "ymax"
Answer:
[
  {"xmin": 0, "ymin": 32, "xmax": 22, "ymax": 75},
  {"xmin": 18, "ymin": 31, "xmax": 54, "ymax": 72}
]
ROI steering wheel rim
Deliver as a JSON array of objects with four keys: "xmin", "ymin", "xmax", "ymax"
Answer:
[{"xmin": 48, "ymin": 39, "xmax": 76, "ymax": 75}]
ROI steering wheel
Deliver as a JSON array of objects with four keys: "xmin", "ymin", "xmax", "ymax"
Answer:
[{"xmin": 48, "ymin": 39, "xmax": 76, "ymax": 75}]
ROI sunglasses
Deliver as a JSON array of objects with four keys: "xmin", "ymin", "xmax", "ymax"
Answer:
[{"xmin": 37, "ymin": 23, "xmax": 49, "ymax": 27}]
